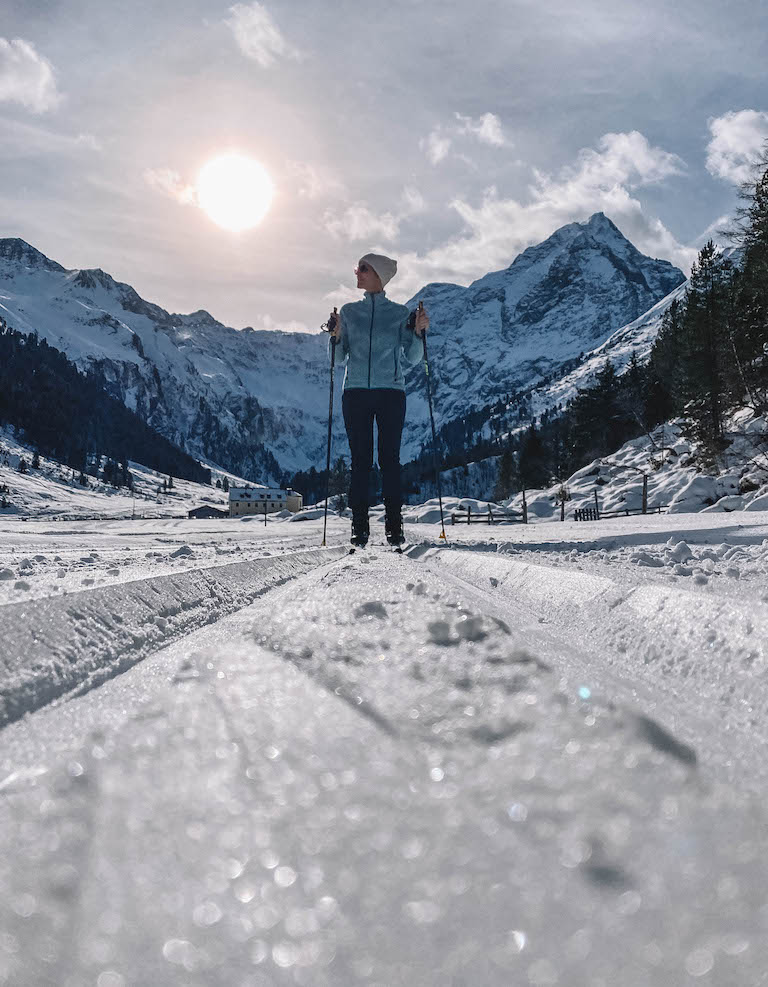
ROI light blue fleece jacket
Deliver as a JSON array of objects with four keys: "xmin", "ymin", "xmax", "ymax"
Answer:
[{"xmin": 333, "ymin": 290, "xmax": 422, "ymax": 391}]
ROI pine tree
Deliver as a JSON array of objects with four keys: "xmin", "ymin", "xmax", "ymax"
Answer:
[
  {"xmin": 729, "ymin": 160, "xmax": 768, "ymax": 409},
  {"xmin": 493, "ymin": 447, "xmax": 515, "ymax": 501},
  {"xmin": 328, "ymin": 456, "xmax": 349, "ymax": 497},
  {"xmin": 648, "ymin": 298, "xmax": 686, "ymax": 422},
  {"xmin": 517, "ymin": 424, "xmax": 550, "ymax": 489},
  {"xmin": 678, "ymin": 242, "xmax": 734, "ymax": 462}
]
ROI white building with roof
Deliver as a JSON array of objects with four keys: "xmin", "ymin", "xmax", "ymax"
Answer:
[{"xmin": 228, "ymin": 486, "xmax": 303, "ymax": 517}]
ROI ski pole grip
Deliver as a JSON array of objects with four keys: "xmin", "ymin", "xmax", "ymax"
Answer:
[{"xmin": 325, "ymin": 307, "xmax": 339, "ymax": 334}]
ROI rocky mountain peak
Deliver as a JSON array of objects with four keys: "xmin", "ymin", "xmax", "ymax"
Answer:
[
  {"xmin": 73, "ymin": 268, "xmax": 119, "ymax": 292},
  {"xmin": 0, "ymin": 238, "xmax": 65, "ymax": 274}
]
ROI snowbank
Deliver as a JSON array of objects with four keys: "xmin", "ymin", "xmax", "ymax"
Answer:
[{"xmin": 0, "ymin": 546, "xmax": 346, "ymax": 727}]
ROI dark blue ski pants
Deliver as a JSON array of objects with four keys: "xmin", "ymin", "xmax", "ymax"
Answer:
[{"xmin": 342, "ymin": 388, "xmax": 406, "ymax": 518}]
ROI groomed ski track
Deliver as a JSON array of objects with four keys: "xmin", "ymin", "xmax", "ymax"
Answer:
[{"xmin": 2, "ymin": 518, "xmax": 768, "ymax": 986}]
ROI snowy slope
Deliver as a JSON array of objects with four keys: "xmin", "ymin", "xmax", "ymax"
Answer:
[
  {"xmin": 529, "ymin": 279, "xmax": 688, "ymax": 419},
  {"xmin": 503, "ymin": 409, "xmax": 768, "ymax": 521},
  {"xmin": 0, "ymin": 216, "xmax": 684, "ymax": 478},
  {"xmin": 0, "ymin": 425, "xmax": 253, "ymax": 520}
]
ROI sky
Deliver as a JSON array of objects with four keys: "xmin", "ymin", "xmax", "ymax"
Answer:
[{"xmin": 1, "ymin": 0, "xmax": 768, "ymax": 332}]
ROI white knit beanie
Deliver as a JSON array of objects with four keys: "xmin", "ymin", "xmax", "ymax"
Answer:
[{"xmin": 359, "ymin": 252, "xmax": 397, "ymax": 288}]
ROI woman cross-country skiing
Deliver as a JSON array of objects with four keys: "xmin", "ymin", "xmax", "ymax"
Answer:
[{"xmin": 328, "ymin": 252, "xmax": 429, "ymax": 548}]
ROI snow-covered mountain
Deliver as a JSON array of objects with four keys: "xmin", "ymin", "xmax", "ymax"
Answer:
[
  {"xmin": 408, "ymin": 213, "xmax": 684, "ymax": 432},
  {"xmin": 0, "ymin": 239, "xmax": 333, "ymax": 482},
  {"xmin": 0, "ymin": 214, "xmax": 684, "ymax": 480}
]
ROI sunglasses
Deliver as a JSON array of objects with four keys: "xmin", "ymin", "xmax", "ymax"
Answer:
[{"xmin": 356, "ymin": 262, "xmax": 371, "ymax": 274}]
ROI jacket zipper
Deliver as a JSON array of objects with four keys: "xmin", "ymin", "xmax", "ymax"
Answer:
[{"xmin": 367, "ymin": 294, "xmax": 375, "ymax": 388}]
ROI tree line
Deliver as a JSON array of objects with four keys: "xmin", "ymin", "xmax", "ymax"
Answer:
[{"xmin": 0, "ymin": 319, "xmax": 211, "ymax": 485}]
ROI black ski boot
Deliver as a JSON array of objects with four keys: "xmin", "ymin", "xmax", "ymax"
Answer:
[
  {"xmin": 385, "ymin": 511, "xmax": 405, "ymax": 546},
  {"xmin": 350, "ymin": 514, "xmax": 370, "ymax": 548}
]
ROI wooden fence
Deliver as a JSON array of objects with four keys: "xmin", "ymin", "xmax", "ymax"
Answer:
[
  {"xmin": 573, "ymin": 504, "xmax": 667, "ymax": 521},
  {"xmin": 451, "ymin": 505, "xmax": 526, "ymax": 525}
]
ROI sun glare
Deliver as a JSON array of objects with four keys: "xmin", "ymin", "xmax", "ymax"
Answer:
[{"xmin": 196, "ymin": 153, "xmax": 274, "ymax": 232}]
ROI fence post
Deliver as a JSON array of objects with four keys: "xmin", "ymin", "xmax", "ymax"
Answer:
[
  {"xmin": 642, "ymin": 474, "xmax": 648, "ymax": 515},
  {"xmin": 467, "ymin": 505, "xmax": 471, "ymax": 525},
  {"xmin": 560, "ymin": 498, "xmax": 565, "ymax": 522},
  {"xmin": 593, "ymin": 488, "xmax": 600, "ymax": 520},
  {"xmin": 522, "ymin": 489, "xmax": 528, "ymax": 524},
  {"xmin": 264, "ymin": 503, "xmax": 268, "ymax": 527}
]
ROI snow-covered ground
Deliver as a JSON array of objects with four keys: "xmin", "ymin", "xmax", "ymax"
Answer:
[
  {"xmin": 2, "ymin": 511, "xmax": 768, "ymax": 985},
  {"xmin": 503, "ymin": 412, "xmax": 768, "ymax": 521}
]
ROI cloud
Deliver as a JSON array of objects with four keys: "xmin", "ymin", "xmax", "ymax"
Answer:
[
  {"xmin": 421, "ymin": 129, "xmax": 452, "ymax": 165},
  {"xmin": 392, "ymin": 130, "xmax": 695, "ymax": 301},
  {"xmin": 420, "ymin": 111, "xmax": 509, "ymax": 165},
  {"xmin": 249, "ymin": 313, "xmax": 310, "ymax": 333},
  {"xmin": 455, "ymin": 112, "xmax": 508, "ymax": 147},
  {"xmin": 706, "ymin": 109, "xmax": 768, "ymax": 185},
  {"xmin": 399, "ymin": 185, "xmax": 427, "ymax": 216},
  {"xmin": 322, "ymin": 283, "xmax": 360, "ymax": 308},
  {"xmin": 225, "ymin": 3, "xmax": 300, "ymax": 67},
  {"xmin": 285, "ymin": 160, "xmax": 346, "ymax": 200},
  {"xmin": 322, "ymin": 184, "xmax": 427, "ymax": 243},
  {"xmin": 0, "ymin": 118, "xmax": 101, "ymax": 158},
  {"xmin": 0, "ymin": 38, "xmax": 62, "ymax": 113},
  {"xmin": 322, "ymin": 202, "xmax": 400, "ymax": 242},
  {"xmin": 144, "ymin": 168, "xmax": 197, "ymax": 205},
  {"xmin": 693, "ymin": 214, "xmax": 731, "ymax": 246}
]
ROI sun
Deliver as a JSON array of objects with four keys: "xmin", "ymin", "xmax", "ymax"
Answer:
[{"xmin": 196, "ymin": 153, "xmax": 274, "ymax": 232}]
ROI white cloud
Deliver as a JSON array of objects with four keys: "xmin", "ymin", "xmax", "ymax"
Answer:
[
  {"xmin": 706, "ymin": 109, "xmax": 768, "ymax": 184},
  {"xmin": 225, "ymin": 3, "xmax": 300, "ymax": 67},
  {"xmin": 75, "ymin": 133, "xmax": 102, "ymax": 151},
  {"xmin": 693, "ymin": 214, "xmax": 731, "ymax": 246},
  {"xmin": 421, "ymin": 111, "xmax": 509, "ymax": 165},
  {"xmin": 455, "ymin": 112, "xmax": 507, "ymax": 147},
  {"xmin": 322, "ymin": 184, "xmax": 427, "ymax": 244},
  {"xmin": 399, "ymin": 185, "xmax": 427, "ymax": 216},
  {"xmin": 250, "ymin": 314, "xmax": 310, "ymax": 332},
  {"xmin": 0, "ymin": 119, "xmax": 100, "ymax": 158},
  {"xmin": 323, "ymin": 202, "xmax": 400, "ymax": 242},
  {"xmin": 392, "ymin": 131, "xmax": 695, "ymax": 301},
  {"xmin": 285, "ymin": 160, "xmax": 346, "ymax": 200},
  {"xmin": 0, "ymin": 38, "xmax": 62, "ymax": 113},
  {"xmin": 421, "ymin": 128, "xmax": 452, "ymax": 165},
  {"xmin": 144, "ymin": 168, "xmax": 197, "ymax": 205},
  {"xmin": 322, "ymin": 283, "xmax": 360, "ymax": 308}
]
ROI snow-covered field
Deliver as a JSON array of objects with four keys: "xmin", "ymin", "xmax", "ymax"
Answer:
[{"xmin": 2, "ymin": 511, "xmax": 768, "ymax": 985}]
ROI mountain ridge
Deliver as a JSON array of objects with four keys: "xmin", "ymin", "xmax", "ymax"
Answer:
[{"xmin": 0, "ymin": 215, "xmax": 686, "ymax": 483}]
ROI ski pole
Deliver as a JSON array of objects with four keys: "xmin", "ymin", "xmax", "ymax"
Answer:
[
  {"xmin": 321, "ymin": 308, "xmax": 338, "ymax": 547},
  {"xmin": 419, "ymin": 301, "xmax": 447, "ymax": 542}
]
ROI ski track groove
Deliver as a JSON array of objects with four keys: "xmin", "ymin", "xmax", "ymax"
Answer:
[
  {"xmin": 422, "ymin": 543, "xmax": 768, "ymax": 789},
  {"xmin": 0, "ymin": 547, "xmax": 346, "ymax": 730}
]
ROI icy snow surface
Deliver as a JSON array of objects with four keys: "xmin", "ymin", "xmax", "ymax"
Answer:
[{"xmin": 2, "ymin": 511, "xmax": 768, "ymax": 985}]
